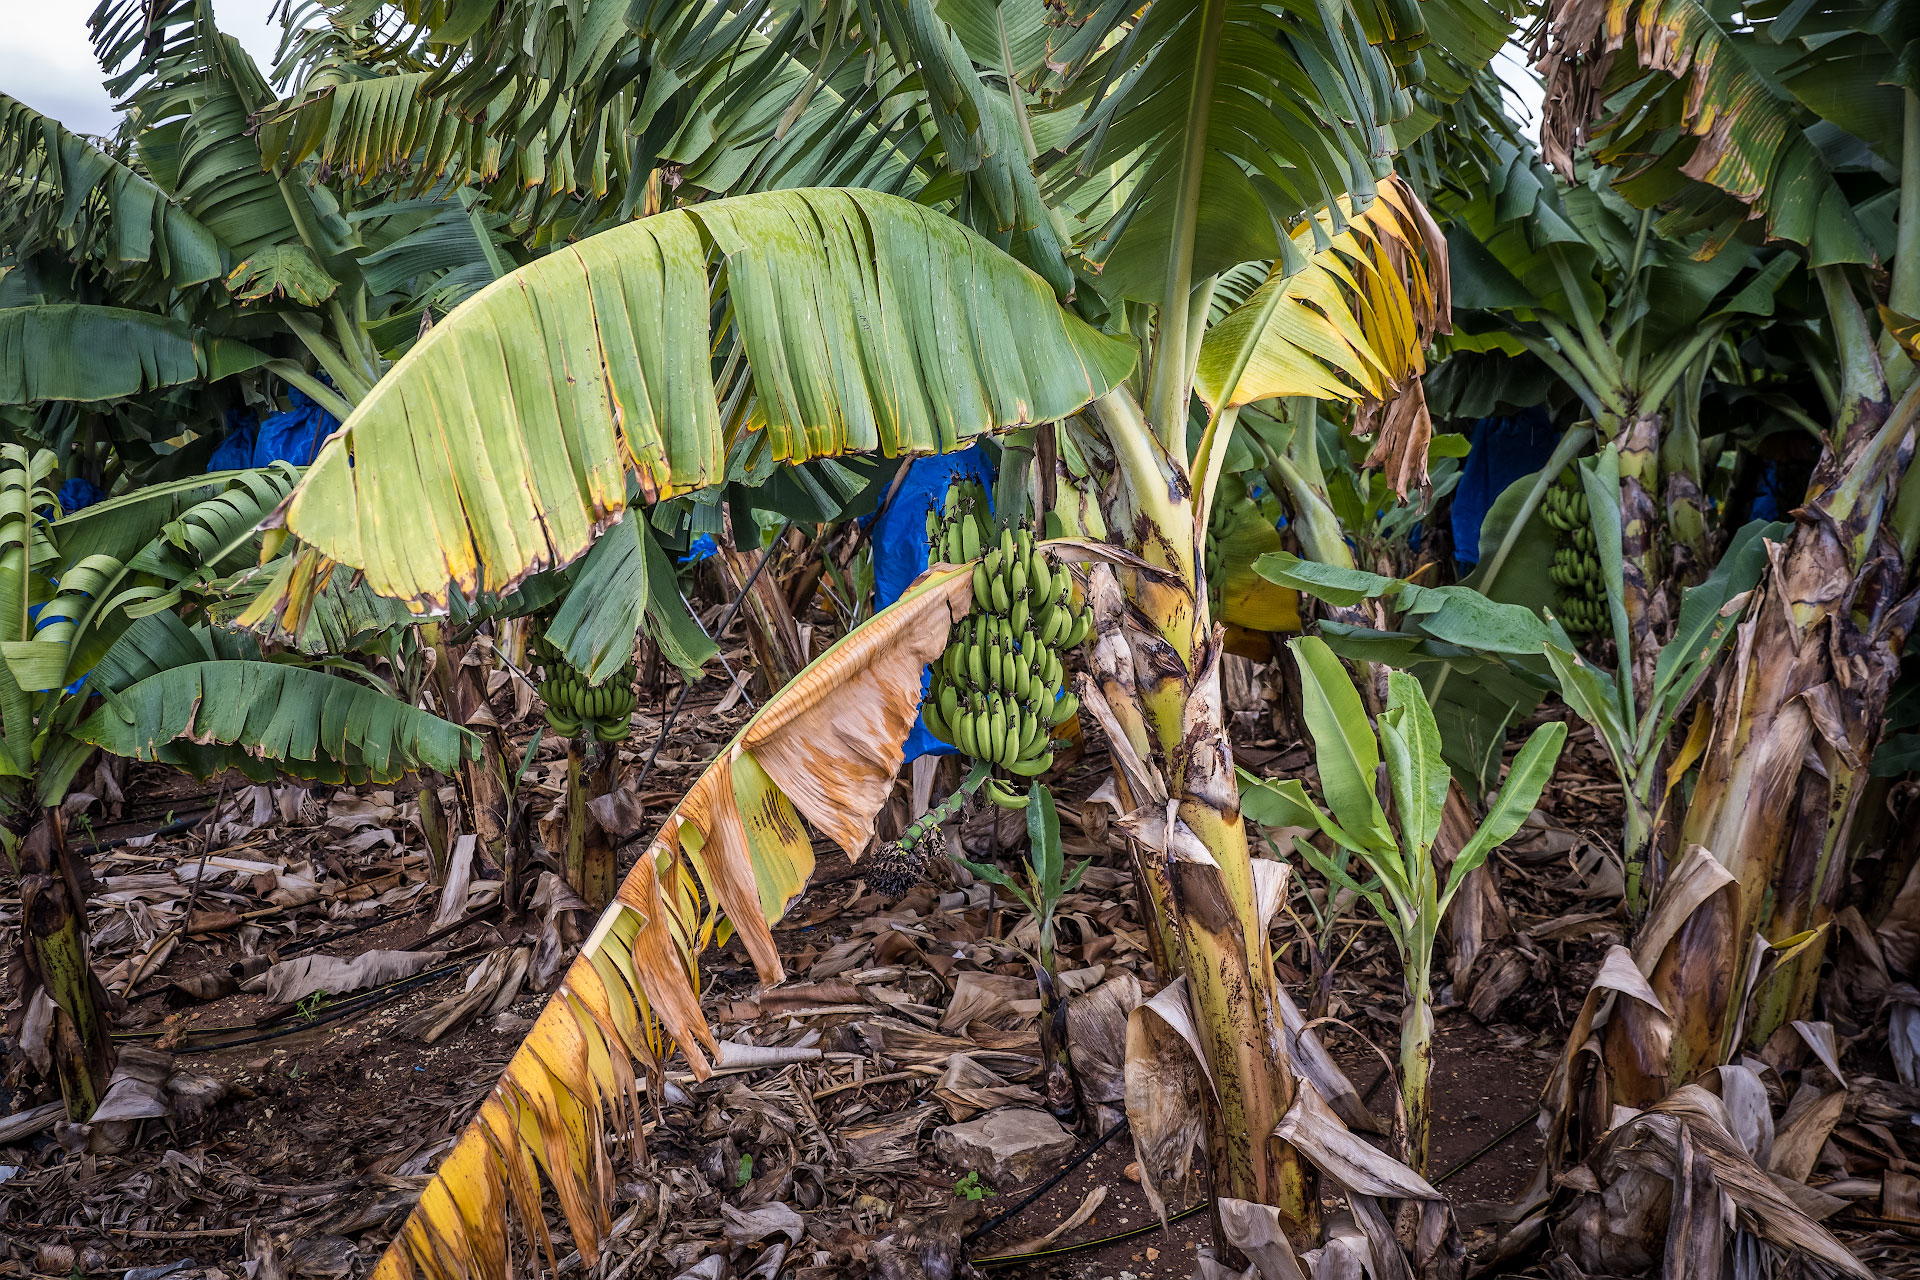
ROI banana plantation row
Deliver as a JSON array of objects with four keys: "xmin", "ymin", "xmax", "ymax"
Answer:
[{"xmin": 1, "ymin": 0, "xmax": 1914, "ymax": 1278}]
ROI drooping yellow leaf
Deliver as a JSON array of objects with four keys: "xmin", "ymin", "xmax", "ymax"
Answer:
[
  {"xmin": 371, "ymin": 565, "xmax": 972, "ymax": 1280},
  {"xmin": 1194, "ymin": 176, "xmax": 1451, "ymax": 413}
]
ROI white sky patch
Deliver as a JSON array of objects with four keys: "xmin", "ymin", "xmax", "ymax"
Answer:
[
  {"xmin": 1493, "ymin": 42, "xmax": 1545, "ymax": 137},
  {"xmin": 0, "ymin": 0, "xmax": 283, "ymax": 136}
]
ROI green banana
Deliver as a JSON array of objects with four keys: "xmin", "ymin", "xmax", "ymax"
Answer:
[
  {"xmin": 1028, "ymin": 556, "xmax": 1052, "ymax": 607},
  {"xmin": 956, "ymin": 709, "xmax": 979, "ymax": 757},
  {"xmin": 922, "ymin": 696, "xmax": 951, "ymax": 742},
  {"xmin": 1066, "ymin": 609, "xmax": 1092, "ymax": 647},
  {"xmin": 1006, "ymin": 752, "xmax": 1052, "ymax": 777}
]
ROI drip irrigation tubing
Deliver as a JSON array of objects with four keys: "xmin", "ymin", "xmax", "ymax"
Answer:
[
  {"xmin": 962, "ymin": 1117, "xmax": 1129, "ymax": 1246},
  {"xmin": 110, "ymin": 914, "xmax": 504, "ymax": 1047},
  {"xmin": 74, "ymin": 809, "xmax": 211, "ymax": 857},
  {"xmin": 126, "ymin": 898, "xmax": 449, "ymax": 1004},
  {"xmin": 164, "ymin": 960, "xmax": 469, "ymax": 1054},
  {"xmin": 974, "ymin": 1201, "xmax": 1208, "ymax": 1269},
  {"xmin": 965, "ymin": 1107, "xmax": 1540, "ymax": 1267}
]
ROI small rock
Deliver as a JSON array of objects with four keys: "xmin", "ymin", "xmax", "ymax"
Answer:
[{"xmin": 933, "ymin": 1107, "xmax": 1076, "ymax": 1185}]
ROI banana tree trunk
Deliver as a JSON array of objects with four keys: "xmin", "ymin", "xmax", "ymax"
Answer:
[
  {"xmin": 563, "ymin": 738, "xmax": 618, "ymax": 909},
  {"xmin": 1601, "ymin": 295, "xmax": 1918, "ymax": 1110},
  {"xmin": 1616, "ymin": 410, "xmax": 1669, "ymax": 707},
  {"xmin": 426, "ymin": 634, "xmax": 516, "ymax": 910},
  {"xmin": 1400, "ymin": 942, "xmax": 1436, "ymax": 1175},
  {"xmin": 17, "ymin": 812, "xmax": 113, "ymax": 1118},
  {"xmin": 1096, "ymin": 393, "xmax": 1313, "ymax": 1238},
  {"xmin": 1661, "ymin": 373, "xmax": 1715, "ymax": 589},
  {"xmin": 716, "ymin": 545, "xmax": 807, "ymax": 695}
]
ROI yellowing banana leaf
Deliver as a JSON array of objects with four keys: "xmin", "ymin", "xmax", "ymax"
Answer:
[
  {"xmin": 272, "ymin": 188, "xmax": 1135, "ymax": 612},
  {"xmin": 1195, "ymin": 177, "xmax": 1450, "ymax": 412},
  {"xmin": 372, "ymin": 564, "xmax": 973, "ymax": 1280}
]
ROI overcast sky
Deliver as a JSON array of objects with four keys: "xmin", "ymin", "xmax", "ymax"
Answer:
[
  {"xmin": 1, "ymin": 1, "xmax": 1544, "ymax": 145},
  {"xmin": 0, "ymin": 0, "xmax": 282, "ymax": 136}
]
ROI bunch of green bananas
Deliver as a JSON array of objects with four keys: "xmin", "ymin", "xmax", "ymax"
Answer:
[
  {"xmin": 922, "ymin": 516, "xmax": 1090, "ymax": 807},
  {"xmin": 1542, "ymin": 469, "xmax": 1608, "ymax": 638},
  {"xmin": 536, "ymin": 644, "xmax": 638, "ymax": 742},
  {"xmin": 926, "ymin": 478, "xmax": 992, "ymax": 564}
]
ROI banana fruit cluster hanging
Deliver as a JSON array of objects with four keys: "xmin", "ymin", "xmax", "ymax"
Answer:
[
  {"xmin": 920, "ymin": 481, "xmax": 1089, "ymax": 808},
  {"xmin": 1543, "ymin": 469, "xmax": 1607, "ymax": 639},
  {"xmin": 534, "ymin": 632, "xmax": 637, "ymax": 741}
]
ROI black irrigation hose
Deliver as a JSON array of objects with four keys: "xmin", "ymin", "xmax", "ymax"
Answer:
[
  {"xmin": 965, "ymin": 1107, "xmax": 1539, "ymax": 1268},
  {"xmin": 113, "ymin": 954, "xmax": 471, "ymax": 1048},
  {"xmin": 126, "ymin": 899, "xmax": 443, "ymax": 1005},
  {"xmin": 962, "ymin": 1117, "xmax": 1130, "ymax": 1246},
  {"xmin": 973, "ymin": 1200, "xmax": 1209, "ymax": 1268},
  {"xmin": 75, "ymin": 809, "xmax": 211, "ymax": 857},
  {"xmin": 164, "ymin": 960, "xmax": 466, "ymax": 1054},
  {"xmin": 1433, "ymin": 1111, "xmax": 1536, "ymax": 1187},
  {"xmin": 276, "ymin": 899, "xmax": 434, "ymax": 957}
]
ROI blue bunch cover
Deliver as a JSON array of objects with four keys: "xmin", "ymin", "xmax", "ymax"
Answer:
[
  {"xmin": 209, "ymin": 387, "xmax": 338, "ymax": 472},
  {"xmin": 1450, "ymin": 405, "xmax": 1558, "ymax": 564},
  {"xmin": 866, "ymin": 446, "xmax": 997, "ymax": 763},
  {"xmin": 57, "ymin": 476, "xmax": 103, "ymax": 514}
]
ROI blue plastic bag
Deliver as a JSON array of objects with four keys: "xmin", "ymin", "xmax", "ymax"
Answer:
[
  {"xmin": 1450, "ymin": 406, "xmax": 1559, "ymax": 564},
  {"xmin": 867, "ymin": 446, "xmax": 997, "ymax": 762},
  {"xmin": 209, "ymin": 387, "xmax": 338, "ymax": 473},
  {"xmin": 57, "ymin": 477, "xmax": 102, "ymax": 514}
]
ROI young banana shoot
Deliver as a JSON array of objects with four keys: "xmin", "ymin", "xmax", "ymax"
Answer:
[{"xmin": 1245, "ymin": 639, "xmax": 1565, "ymax": 1171}]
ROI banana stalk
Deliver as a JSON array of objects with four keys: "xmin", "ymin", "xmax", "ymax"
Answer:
[
  {"xmin": 564, "ymin": 740, "xmax": 618, "ymax": 909},
  {"xmin": 15, "ymin": 813, "xmax": 112, "ymax": 1119},
  {"xmin": 1095, "ymin": 395, "xmax": 1310, "ymax": 1232},
  {"xmin": 1615, "ymin": 410, "xmax": 1670, "ymax": 707},
  {"xmin": 1588, "ymin": 273, "xmax": 1920, "ymax": 1123},
  {"xmin": 425, "ymin": 628, "xmax": 516, "ymax": 910}
]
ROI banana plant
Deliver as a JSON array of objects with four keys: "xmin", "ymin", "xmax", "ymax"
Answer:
[
  {"xmin": 0, "ymin": 452, "xmax": 475, "ymax": 1121},
  {"xmin": 954, "ymin": 780, "xmax": 1089, "ymax": 1118},
  {"xmin": 1528, "ymin": 0, "xmax": 1920, "ymax": 1166},
  {"xmin": 1436, "ymin": 139, "xmax": 1801, "ymax": 698},
  {"xmin": 231, "ymin": 0, "xmax": 1524, "ymax": 1266},
  {"xmin": 1262, "ymin": 458, "xmax": 1787, "ymax": 916},
  {"xmin": 1242, "ymin": 638, "xmax": 1563, "ymax": 1172}
]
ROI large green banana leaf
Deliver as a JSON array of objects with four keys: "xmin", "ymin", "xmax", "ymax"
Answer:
[
  {"xmin": 269, "ymin": 186, "xmax": 1136, "ymax": 611},
  {"xmin": 1046, "ymin": 0, "xmax": 1516, "ymax": 301},
  {"xmin": 77, "ymin": 612, "xmax": 474, "ymax": 784},
  {"xmin": 0, "ymin": 306, "xmax": 266, "ymax": 404},
  {"xmin": 91, "ymin": 0, "xmax": 357, "ymax": 269},
  {"xmin": 0, "ymin": 93, "xmax": 226, "ymax": 297},
  {"xmin": 261, "ymin": 1, "xmax": 927, "ymax": 232}
]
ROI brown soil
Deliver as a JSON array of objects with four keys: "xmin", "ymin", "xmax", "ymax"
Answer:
[{"xmin": 2, "ymin": 677, "xmax": 1886, "ymax": 1280}]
